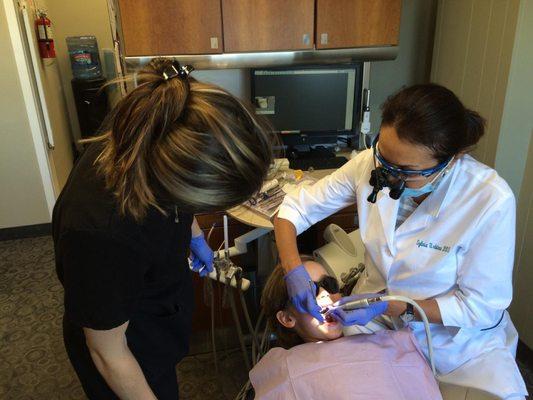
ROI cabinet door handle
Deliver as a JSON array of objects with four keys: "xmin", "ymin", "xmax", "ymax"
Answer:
[
  {"xmin": 320, "ymin": 33, "xmax": 328, "ymax": 45},
  {"xmin": 210, "ymin": 37, "xmax": 219, "ymax": 49}
]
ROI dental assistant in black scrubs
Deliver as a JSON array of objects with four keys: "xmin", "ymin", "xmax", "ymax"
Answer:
[{"xmin": 53, "ymin": 58, "xmax": 274, "ymax": 399}]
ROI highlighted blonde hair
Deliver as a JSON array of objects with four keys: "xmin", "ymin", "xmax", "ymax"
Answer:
[{"xmin": 89, "ymin": 58, "xmax": 275, "ymax": 221}]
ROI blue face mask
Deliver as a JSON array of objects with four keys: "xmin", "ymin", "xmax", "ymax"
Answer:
[
  {"xmin": 401, "ymin": 181, "xmax": 437, "ymax": 198},
  {"xmin": 400, "ymin": 162, "xmax": 452, "ymax": 199}
]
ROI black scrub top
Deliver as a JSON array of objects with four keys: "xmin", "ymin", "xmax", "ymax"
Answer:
[{"xmin": 52, "ymin": 143, "xmax": 193, "ymax": 398}]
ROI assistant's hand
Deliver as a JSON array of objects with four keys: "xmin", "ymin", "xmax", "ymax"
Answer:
[
  {"xmin": 328, "ymin": 294, "xmax": 388, "ymax": 326},
  {"xmin": 190, "ymin": 234, "xmax": 214, "ymax": 277},
  {"xmin": 284, "ymin": 265, "xmax": 324, "ymax": 322}
]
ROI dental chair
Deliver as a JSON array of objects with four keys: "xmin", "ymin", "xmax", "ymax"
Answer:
[{"xmin": 313, "ymin": 224, "xmax": 502, "ymax": 400}]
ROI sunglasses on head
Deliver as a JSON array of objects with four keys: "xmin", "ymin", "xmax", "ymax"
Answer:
[{"xmin": 314, "ymin": 275, "xmax": 339, "ymax": 296}]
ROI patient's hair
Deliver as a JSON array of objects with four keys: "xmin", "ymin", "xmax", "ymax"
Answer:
[
  {"xmin": 87, "ymin": 57, "xmax": 276, "ymax": 221},
  {"xmin": 261, "ymin": 264, "xmax": 303, "ymax": 349},
  {"xmin": 261, "ymin": 256, "xmax": 315, "ymax": 349}
]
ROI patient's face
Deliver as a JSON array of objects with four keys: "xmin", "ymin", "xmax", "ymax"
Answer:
[{"xmin": 292, "ymin": 261, "xmax": 343, "ymax": 342}]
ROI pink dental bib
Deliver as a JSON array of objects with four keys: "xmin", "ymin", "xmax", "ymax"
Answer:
[{"xmin": 250, "ymin": 329, "xmax": 442, "ymax": 400}]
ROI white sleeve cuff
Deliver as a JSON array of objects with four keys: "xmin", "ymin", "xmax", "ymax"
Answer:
[
  {"xmin": 435, "ymin": 292, "xmax": 464, "ymax": 328},
  {"xmin": 277, "ymin": 203, "xmax": 309, "ymax": 235}
]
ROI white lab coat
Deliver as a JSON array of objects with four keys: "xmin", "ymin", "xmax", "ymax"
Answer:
[{"xmin": 277, "ymin": 150, "xmax": 527, "ymax": 399}]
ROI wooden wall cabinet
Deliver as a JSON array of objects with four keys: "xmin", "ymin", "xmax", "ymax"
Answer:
[
  {"xmin": 316, "ymin": 0, "xmax": 402, "ymax": 49},
  {"xmin": 118, "ymin": 0, "xmax": 401, "ymax": 56},
  {"xmin": 117, "ymin": 0, "xmax": 223, "ymax": 56},
  {"xmin": 221, "ymin": 0, "xmax": 315, "ymax": 52}
]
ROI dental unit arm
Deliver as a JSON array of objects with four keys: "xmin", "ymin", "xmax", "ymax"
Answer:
[
  {"xmin": 194, "ymin": 215, "xmax": 264, "ymax": 373},
  {"xmin": 326, "ymin": 294, "xmax": 437, "ymax": 377},
  {"xmin": 214, "ymin": 226, "xmax": 270, "ymax": 261},
  {"xmin": 192, "ymin": 215, "xmax": 270, "ymax": 291}
]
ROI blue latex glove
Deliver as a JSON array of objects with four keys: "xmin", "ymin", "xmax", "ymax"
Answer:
[
  {"xmin": 327, "ymin": 294, "xmax": 388, "ymax": 326},
  {"xmin": 190, "ymin": 234, "xmax": 214, "ymax": 277},
  {"xmin": 284, "ymin": 265, "xmax": 324, "ymax": 322}
]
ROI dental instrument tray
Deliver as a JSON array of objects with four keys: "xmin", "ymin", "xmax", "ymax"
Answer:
[
  {"xmin": 245, "ymin": 183, "xmax": 286, "ymax": 219},
  {"xmin": 244, "ymin": 172, "xmax": 316, "ymax": 219}
]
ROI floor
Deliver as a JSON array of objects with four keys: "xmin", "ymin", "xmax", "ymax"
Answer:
[
  {"xmin": 0, "ymin": 235, "xmax": 531, "ymax": 399},
  {"xmin": 0, "ymin": 236, "xmax": 248, "ymax": 399}
]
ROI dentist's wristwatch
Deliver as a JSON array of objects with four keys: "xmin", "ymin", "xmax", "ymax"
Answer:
[{"xmin": 400, "ymin": 303, "xmax": 415, "ymax": 324}]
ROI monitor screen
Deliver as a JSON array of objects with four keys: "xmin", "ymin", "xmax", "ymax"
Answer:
[{"xmin": 252, "ymin": 65, "xmax": 362, "ymax": 135}]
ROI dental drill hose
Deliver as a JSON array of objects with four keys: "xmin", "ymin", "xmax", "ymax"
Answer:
[{"xmin": 336, "ymin": 295, "xmax": 437, "ymax": 377}]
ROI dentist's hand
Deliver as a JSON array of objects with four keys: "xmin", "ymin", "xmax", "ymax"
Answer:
[
  {"xmin": 190, "ymin": 234, "xmax": 214, "ymax": 277},
  {"xmin": 284, "ymin": 265, "xmax": 324, "ymax": 322},
  {"xmin": 327, "ymin": 294, "xmax": 388, "ymax": 326}
]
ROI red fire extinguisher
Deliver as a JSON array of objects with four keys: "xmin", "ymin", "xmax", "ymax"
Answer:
[{"xmin": 35, "ymin": 10, "xmax": 55, "ymax": 59}]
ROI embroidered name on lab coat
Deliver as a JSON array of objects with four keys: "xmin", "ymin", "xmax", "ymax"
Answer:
[{"xmin": 416, "ymin": 239, "xmax": 451, "ymax": 253}]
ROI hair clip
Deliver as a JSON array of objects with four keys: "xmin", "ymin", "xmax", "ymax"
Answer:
[
  {"xmin": 162, "ymin": 62, "xmax": 194, "ymax": 81},
  {"xmin": 178, "ymin": 64, "xmax": 194, "ymax": 78}
]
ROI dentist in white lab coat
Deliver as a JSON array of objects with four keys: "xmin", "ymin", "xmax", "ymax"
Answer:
[{"xmin": 274, "ymin": 84, "xmax": 527, "ymax": 399}]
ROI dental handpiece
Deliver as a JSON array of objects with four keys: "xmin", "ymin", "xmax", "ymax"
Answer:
[
  {"xmin": 340, "ymin": 296, "xmax": 384, "ymax": 311},
  {"xmin": 322, "ymin": 296, "xmax": 385, "ymax": 314}
]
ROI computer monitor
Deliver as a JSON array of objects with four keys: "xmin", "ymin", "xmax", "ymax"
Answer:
[{"xmin": 251, "ymin": 64, "xmax": 363, "ymax": 146}]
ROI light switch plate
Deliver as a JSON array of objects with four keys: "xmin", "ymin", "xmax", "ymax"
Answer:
[
  {"xmin": 320, "ymin": 33, "xmax": 328, "ymax": 45},
  {"xmin": 210, "ymin": 37, "xmax": 219, "ymax": 49}
]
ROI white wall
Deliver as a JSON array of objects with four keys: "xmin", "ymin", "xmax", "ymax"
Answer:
[
  {"xmin": 45, "ymin": 0, "xmax": 114, "ymax": 144},
  {"xmin": 369, "ymin": 0, "xmax": 438, "ymax": 132},
  {"xmin": 0, "ymin": 3, "xmax": 51, "ymax": 228},
  {"xmin": 25, "ymin": 0, "xmax": 75, "ymax": 193},
  {"xmin": 430, "ymin": 0, "xmax": 520, "ymax": 167},
  {"xmin": 496, "ymin": 0, "xmax": 533, "ymax": 349},
  {"xmin": 192, "ymin": 69, "xmax": 250, "ymax": 101},
  {"xmin": 510, "ymin": 136, "xmax": 533, "ymax": 348},
  {"xmin": 430, "ymin": 0, "xmax": 533, "ymax": 347},
  {"xmin": 494, "ymin": 0, "xmax": 533, "ymax": 197},
  {"xmin": 1, "ymin": 0, "xmax": 117, "ymax": 229}
]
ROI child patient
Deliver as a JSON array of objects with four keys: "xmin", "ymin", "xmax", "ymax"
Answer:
[
  {"xmin": 251, "ymin": 258, "xmax": 442, "ymax": 400},
  {"xmin": 260, "ymin": 256, "xmax": 344, "ymax": 348}
]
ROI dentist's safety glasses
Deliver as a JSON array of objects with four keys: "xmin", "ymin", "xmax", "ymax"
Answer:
[{"xmin": 373, "ymin": 136, "xmax": 453, "ymax": 182}]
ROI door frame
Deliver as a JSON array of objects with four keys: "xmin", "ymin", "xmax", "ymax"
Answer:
[{"xmin": 3, "ymin": 0, "xmax": 57, "ymax": 217}]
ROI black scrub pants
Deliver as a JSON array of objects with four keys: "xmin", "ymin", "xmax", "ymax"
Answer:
[{"xmin": 63, "ymin": 317, "xmax": 179, "ymax": 400}]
